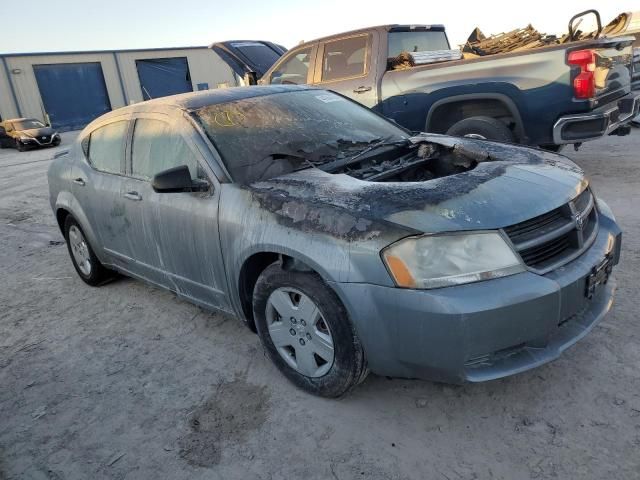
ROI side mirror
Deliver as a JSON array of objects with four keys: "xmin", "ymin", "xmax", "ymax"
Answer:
[
  {"xmin": 243, "ymin": 71, "xmax": 258, "ymax": 86},
  {"xmin": 151, "ymin": 165, "xmax": 209, "ymax": 193}
]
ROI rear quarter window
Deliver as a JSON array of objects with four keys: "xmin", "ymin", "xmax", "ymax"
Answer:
[
  {"xmin": 387, "ymin": 31, "xmax": 450, "ymax": 58},
  {"xmin": 86, "ymin": 121, "xmax": 128, "ymax": 174}
]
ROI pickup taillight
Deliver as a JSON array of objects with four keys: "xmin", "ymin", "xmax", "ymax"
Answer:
[{"xmin": 568, "ymin": 49, "xmax": 596, "ymax": 99}]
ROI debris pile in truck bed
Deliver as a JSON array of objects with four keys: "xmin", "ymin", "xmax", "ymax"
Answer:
[
  {"xmin": 463, "ymin": 10, "xmax": 640, "ymax": 57},
  {"xmin": 462, "ymin": 25, "xmax": 559, "ymax": 57}
]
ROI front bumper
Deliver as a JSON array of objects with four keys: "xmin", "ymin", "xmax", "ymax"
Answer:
[
  {"xmin": 552, "ymin": 91, "xmax": 640, "ymax": 144},
  {"xmin": 19, "ymin": 134, "xmax": 60, "ymax": 147},
  {"xmin": 332, "ymin": 205, "xmax": 621, "ymax": 384}
]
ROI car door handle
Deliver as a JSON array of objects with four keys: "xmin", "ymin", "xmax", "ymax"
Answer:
[
  {"xmin": 353, "ymin": 86, "xmax": 372, "ymax": 93},
  {"xmin": 123, "ymin": 191, "xmax": 142, "ymax": 201},
  {"xmin": 73, "ymin": 177, "xmax": 86, "ymax": 186}
]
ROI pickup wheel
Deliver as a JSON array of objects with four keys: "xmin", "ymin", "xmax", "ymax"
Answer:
[
  {"xmin": 253, "ymin": 263, "xmax": 368, "ymax": 397},
  {"xmin": 15, "ymin": 139, "xmax": 26, "ymax": 152},
  {"xmin": 446, "ymin": 116, "xmax": 514, "ymax": 143}
]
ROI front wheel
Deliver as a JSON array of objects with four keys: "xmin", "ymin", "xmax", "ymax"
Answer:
[
  {"xmin": 253, "ymin": 263, "xmax": 367, "ymax": 397},
  {"xmin": 15, "ymin": 139, "xmax": 26, "ymax": 152},
  {"xmin": 446, "ymin": 116, "xmax": 515, "ymax": 143}
]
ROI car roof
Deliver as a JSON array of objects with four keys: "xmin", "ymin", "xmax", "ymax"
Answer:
[
  {"xmin": 292, "ymin": 24, "xmax": 446, "ymax": 49},
  {"xmin": 83, "ymin": 85, "xmax": 320, "ymax": 132},
  {"xmin": 95, "ymin": 85, "xmax": 318, "ymax": 119}
]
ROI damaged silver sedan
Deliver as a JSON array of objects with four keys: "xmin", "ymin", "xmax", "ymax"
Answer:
[{"xmin": 48, "ymin": 86, "xmax": 621, "ymax": 397}]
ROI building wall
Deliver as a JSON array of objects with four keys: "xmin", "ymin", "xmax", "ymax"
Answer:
[
  {"xmin": 0, "ymin": 59, "xmax": 19, "ymax": 119},
  {"xmin": 116, "ymin": 48, "xmax": 237, "ymax": 104},
  {"xmin": 2, "ymin": 52, "xmax": 124, "ymax": 123},
  {"xmin": 0, "ymin": 47, "xmax": 238, "ymax": 127}
]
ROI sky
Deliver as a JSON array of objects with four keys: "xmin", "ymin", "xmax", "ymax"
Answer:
[{"xmin": 2, "ymin": 0, "xmax": 638, "ymax": 54}]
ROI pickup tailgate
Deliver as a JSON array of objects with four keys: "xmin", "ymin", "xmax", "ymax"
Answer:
[{"xmin": 571, "ymin": 36, "xmax": 636, "ymax": 107}]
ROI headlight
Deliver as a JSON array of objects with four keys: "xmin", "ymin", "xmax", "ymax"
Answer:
[{"xmin": 382, "ymin": 232, "xmax": 525, "ymax": 289}]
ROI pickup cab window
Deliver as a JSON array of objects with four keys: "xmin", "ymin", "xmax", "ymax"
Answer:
[
  {"xmin": 270, "ymin": 48, "xmax": 312, "ymax": 85},
  {"xmin": 387, "ymin": 31, "xmax": 450, "ymax": 59},
  {"xmin": 321, "ymin": 35, "xmax": 368, "ymax": 82}
]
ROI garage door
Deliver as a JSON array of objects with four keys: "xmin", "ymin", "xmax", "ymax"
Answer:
[
  {"xmin": 33, "ymin": 62, "xmax": 111, "ymax": 131},
  {"xmin": 136, "ymin": 57, "xmax": 193, "ymax": 101}
]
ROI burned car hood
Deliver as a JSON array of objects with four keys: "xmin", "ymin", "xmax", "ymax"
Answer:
[{"xmin": 249, "ymin": 137, "xmax": 588, "ymax": 235}]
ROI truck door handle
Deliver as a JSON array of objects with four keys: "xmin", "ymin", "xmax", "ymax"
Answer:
[
  {"xmin": 73, "ymin": 177, "xmax": 86, "ymax": 186},
  {"xmin": 353, "ymin": 85, "xmax": 372, "ymax": 93},
  {"xmin": 123, "ymin": 191, "xmax": 142, "ymax": 201}
]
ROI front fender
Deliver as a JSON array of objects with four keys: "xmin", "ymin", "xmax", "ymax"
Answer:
[{"xmin": 219, "ymin": 184, "xmax": 408, "ymax": 316}]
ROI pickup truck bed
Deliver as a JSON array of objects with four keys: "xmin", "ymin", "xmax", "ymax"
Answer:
[{"xmin": 260, "ymin": 24, "xmax": 640, "ymax": 148}]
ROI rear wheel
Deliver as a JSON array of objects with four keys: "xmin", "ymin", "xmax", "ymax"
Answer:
[
  {"xmin": 253, "ymin": 263, "xmax": 367, "ymax": 397},
  {"xmin": 63, "ymin": 215, "xmax": 113, "ymax": 286},
  {"xmin": 446, "ymin": 116, "xmax": 515, "ymax": 143}
]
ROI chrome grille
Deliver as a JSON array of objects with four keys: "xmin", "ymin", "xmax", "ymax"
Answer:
[{"xmin": 504, "ymin": 189, "xmax": 597, "ymax": 272}]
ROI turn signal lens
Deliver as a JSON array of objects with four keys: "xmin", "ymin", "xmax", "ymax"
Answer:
[{"xmin": 384, "ymin": 254, "xmax": 416, "ymax": 288}]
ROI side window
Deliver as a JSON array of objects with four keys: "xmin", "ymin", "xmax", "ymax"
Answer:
[
  {"xmin": 131, "ymin": 118, "xmax": 206, "ymax": 181},
  {"xmin": 87, "ymin": 121, "xmax": 128, "ymax": 174},
  {"xmin": 321, "ymin": 36, "xmax": 368, "ymax": 82},
  {"xmin": 270, "ymin": 48, "xmax": 312, "ymax": 85}
]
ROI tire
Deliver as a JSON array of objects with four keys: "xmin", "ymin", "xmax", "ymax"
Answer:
[
  {"xmin": 15, "ymin": 139, "xmax": 25, "ymax": 152},
  {"xmin": 63, "ymin": 215, "xmax": 113, "ymax": 286},
  {"xmin": 253, "ymin": 263, "xmax": 368, "ymax": 397},
  {"xmin": 446, "ymin": 116, "xmax": 514, "ymax": 143}
]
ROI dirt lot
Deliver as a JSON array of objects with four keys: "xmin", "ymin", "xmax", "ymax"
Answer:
[{"xmin": 1, "ymin": 131, "xmax": 639, "ymax": 480}]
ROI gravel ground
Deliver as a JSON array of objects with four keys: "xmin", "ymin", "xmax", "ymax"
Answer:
[{"xmin": 1, "ymin": 131, "xmax": 639, "ymax": 480}]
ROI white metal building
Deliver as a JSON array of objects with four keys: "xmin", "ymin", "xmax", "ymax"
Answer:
[{"xmin": 0, "ymin": 46, "xmax": 239, "ymax": 130}]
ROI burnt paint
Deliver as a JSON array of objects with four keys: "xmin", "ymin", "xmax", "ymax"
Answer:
[{"xmin": 249, "ymin": 135, "xmax": 585, "ymax": 235}]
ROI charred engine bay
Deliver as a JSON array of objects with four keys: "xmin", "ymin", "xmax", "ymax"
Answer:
[{"xmin": 325, "ymin": 139, "xmax": 487, "ymax": 182}]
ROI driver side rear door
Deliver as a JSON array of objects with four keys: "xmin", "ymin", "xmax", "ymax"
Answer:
[{"xmin": 311, "ymin": 32, "xmax": 379, "ymax": 108}]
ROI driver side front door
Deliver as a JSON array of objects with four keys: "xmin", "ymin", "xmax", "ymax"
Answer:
[{"xmin": 127, "ymin": 115, "xmax": 231, "ymax": 312}]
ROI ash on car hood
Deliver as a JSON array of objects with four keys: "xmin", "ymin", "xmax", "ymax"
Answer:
[{"xmin": 250, "ymin": 137, "xmax": 588, "ymax": 235}]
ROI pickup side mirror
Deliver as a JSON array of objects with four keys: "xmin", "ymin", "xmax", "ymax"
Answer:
[
  {"xmin": 243, "ymin": 71, "xmax": 258, "ymax": 86},
  {"xmin": 151, "ymin": 165, "xmax": 209, "ymax": 193}
]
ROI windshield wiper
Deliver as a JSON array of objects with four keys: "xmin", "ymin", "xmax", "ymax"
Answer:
[{"xmin": 319, "ymin": 137, "xmax": 412, "ymax": 173}]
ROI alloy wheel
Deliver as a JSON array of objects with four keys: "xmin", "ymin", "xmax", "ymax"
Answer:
[
  {"xmin": 265, "ymin": 287, "xmax": 335, "ymax": 377},
  {"xmin": 68, "ymin": 225, "xmax": 92, "ymax": 276}
]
